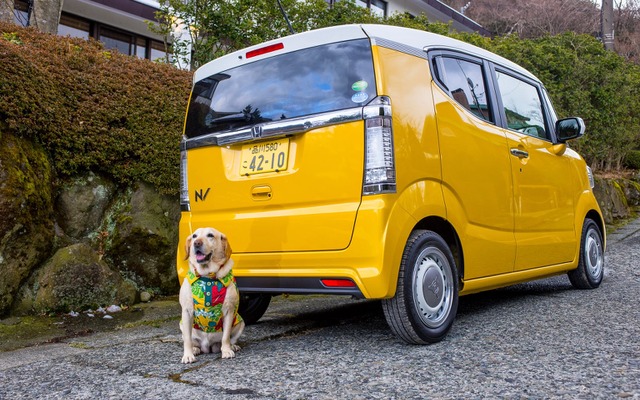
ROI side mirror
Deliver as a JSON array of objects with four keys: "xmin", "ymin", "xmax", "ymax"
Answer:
[{"xmin": 555, "ymin": 117, "xmax": 585, "ymax": 142}]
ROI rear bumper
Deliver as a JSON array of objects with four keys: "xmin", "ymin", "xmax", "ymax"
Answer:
[{"xmin": 177, "ymin": 196, "xmax": 413, "ymax": 299}]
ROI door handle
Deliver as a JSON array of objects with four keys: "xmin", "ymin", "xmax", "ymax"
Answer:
[
  {"xmin": 251, "ymin": 185, "xmax": 272, "ymax": 200},
  {"xmin": 510, "ymin": 148, "xmax": 529, "ymax": 159}
]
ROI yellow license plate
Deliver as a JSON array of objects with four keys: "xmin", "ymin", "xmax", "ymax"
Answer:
[{"xmin": 240, "ymin": 138, "xmax": 290, "ymax": 176}]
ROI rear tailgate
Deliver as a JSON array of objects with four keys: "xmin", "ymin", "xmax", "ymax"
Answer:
[{"xmin": 182, "ymin": 28, "xmax": 378, "ymax": 253}]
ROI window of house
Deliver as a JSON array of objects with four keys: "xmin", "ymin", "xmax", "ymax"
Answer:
[
  {"xmin": 355, "ymin": 0, "xmax": 387, "ymax": 17},
  {"xmin": 370, "ymin": 0, "xmax": 388, "ymax": 17},
  {"xmin": 58, "ymin": 14, "xmax": 90, "ymax": 40},
  {"xmin": 495, "ymin": 71, "xmax": 548, "ymax": 140},
  {"xmin": 135, "ymin": 37, "xmax": 148, "ymax": 59},
  {"xmin": 13, "ymin": 0, "xmax": 28, "ymax": 27},
  {"xmin": 99, "ymin": 27, "xmax": 133, "ymax": 55},
  {"xmin": 150, "ymin": 40, "xmax": 168, "ymax": 62},
  {"xmin": 434, "ymin": 56, "xmax": 492, "ymax": 123}
]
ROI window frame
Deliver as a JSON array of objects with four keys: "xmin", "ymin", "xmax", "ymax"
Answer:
[
  {"xmin": 429, "ymin": 50, "xmax": 499, "ymax": 125},
  {"xmin": 491, "ymin": 66, "xmax": 555, "ymax": 142}
]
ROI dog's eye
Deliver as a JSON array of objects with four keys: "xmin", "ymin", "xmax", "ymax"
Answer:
[
  {"xmin": 207, "ymin": 233, "xmax": 215, "ymax": 238},
  {"xmin": 192, "ymin": 234, "xmax": 197, "ymax": 239}
]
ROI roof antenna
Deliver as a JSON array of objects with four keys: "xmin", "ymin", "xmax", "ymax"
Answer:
[{"xmin": 276, "ymin": 0, "xmax": 296, "ymax": 35}]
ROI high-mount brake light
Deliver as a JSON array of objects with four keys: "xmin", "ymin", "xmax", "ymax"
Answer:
[
  {"xmin": 246, "ymin": 43, "xmax": 284, "ymax": 59},
  {"xmin": 362, "ymin": 96, "xmax": 396, "ymax": 195},
  {"xmin": 321, "ymin": 279, "xmax": 357, "ymax": 288}
]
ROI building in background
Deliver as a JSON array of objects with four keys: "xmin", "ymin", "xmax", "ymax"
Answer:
[
  {"xmin": 9, "ymin": 0, "xmax": 487, "ymax": 65},
  {"xmin": 12, "ymin": 0, "xmax": 170, "ymax": 62},
  {"xmin": 351, "ymin": 0, "xmax": 489, "ymax": 35}
]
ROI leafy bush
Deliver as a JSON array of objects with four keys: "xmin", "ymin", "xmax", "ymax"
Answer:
[
  {"xmin": 625, "ymin": 150, "xmax": 640, "ymax": 170},
  {"xmin": 0, "ymin": 22, "xmax": 192, "ymax": 194}
]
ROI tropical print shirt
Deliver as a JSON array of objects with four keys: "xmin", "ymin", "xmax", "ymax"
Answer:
[{"xmin": 187, "ymin": 270, "xmax": 243, "ymax": 333}]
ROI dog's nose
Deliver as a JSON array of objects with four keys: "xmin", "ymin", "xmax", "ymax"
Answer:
[{"xmin": 194, "ymin": 239, "xmax": 203, "ymax": 247}]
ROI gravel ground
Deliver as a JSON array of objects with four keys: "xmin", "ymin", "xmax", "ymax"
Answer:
[{"xmin": 1, "ymin": 220, "xmax": 638, "ymax": 399}]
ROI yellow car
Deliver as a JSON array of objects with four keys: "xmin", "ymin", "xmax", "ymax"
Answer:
[{"xmin": 177, "ymin": 24, "xmax": 605, "ymax": 344}]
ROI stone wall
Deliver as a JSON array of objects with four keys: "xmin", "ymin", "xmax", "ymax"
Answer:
[{"xmin": 1, "ymin": 132, "xmax": 179, "ymax": 316}]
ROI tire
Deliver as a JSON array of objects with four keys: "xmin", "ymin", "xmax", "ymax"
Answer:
[
  {"xmin": 238, "ymin": 293, "xmax": 271, "ymax": 324},
  {"xmin": 568, "ymin": 218, "xmax": 604, "ymax": 289},
  {"xmin": 382, "ymin": 230, "xmax": 459, "ymax": 344}
]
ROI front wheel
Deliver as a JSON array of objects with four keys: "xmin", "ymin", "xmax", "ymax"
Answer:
[
  {"xmin": 382, "ymin": 230, "xmax": 459, "ymax": 344},
  {"xmin": 568, "ymin": 218, "xmax": 604, "ymax": 289}
]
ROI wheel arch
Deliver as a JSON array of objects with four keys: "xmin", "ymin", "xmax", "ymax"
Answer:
[
  {"xmin": 414, "ymin": 216, "xmax": 464, "ymax": 286},
  {"xmin": 585, "ymin": 209, "xmax": 606, "ymax": 250}
]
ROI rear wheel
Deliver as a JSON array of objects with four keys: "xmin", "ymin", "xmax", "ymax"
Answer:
[
  {"xmin": 568, "ymin": 218, "xmax": 604, "ymax": 289},
  {"xmin": 382, "ymin": 230, "xmax": 459, "ymax": 344},
  {"xmin": 238, "ymin": 293, "xmax": 271, "ymax": 324}
]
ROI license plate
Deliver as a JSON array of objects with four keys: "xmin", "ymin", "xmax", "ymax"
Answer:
[{"xmin": 240, "ymin": 138, "xmax": 290, "ymax": 176}]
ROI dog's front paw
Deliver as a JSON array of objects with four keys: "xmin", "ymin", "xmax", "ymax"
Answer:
[
  {"xmin": 182, "ymin": 352, "xmax": 197, "ymax": 364},
  {"xmin": 221, "ymin": 347, "xmax": 236, "ymax": 359}
]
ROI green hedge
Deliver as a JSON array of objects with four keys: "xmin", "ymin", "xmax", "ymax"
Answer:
[{"xmin": 0, "ymin": 23, "xmax": 192, "ymax": 195}]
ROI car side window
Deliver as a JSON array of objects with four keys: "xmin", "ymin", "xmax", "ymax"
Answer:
[
  {"xmin": 434, "ymin": 56, "xmax": 492, "ymax": 123},
  {"xmin": 495, "ymin": 70, "xmax": 549, "ymax": 140}
]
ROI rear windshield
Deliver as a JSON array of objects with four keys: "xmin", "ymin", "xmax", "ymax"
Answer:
[{"xmin": 184, "ymin": 39, "xmax": 377, "ymax": 138}]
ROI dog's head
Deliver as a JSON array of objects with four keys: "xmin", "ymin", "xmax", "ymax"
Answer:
[{"xmin": 185, "ymin": 227, "xmax": 232, "ymax": 275}]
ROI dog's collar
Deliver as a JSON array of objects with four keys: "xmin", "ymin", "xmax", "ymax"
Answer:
[{"xmin": 187, "ymin": 270, "xmax": 234, "ymax": 287}]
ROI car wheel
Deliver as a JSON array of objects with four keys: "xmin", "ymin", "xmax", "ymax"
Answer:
[
  {"xmin": 568, "ymin": 218, "xmax": 604, "ymax": 289},
  {"xmin": 238, "ymin": 293, "xmax": 271, "ymax": 324},
  {"xmin": 382, "ymin": 230, "xmax": 459, "ymax": 344}
]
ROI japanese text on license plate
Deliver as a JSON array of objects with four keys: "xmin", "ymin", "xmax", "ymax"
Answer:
[{"xmin": 240, "ymin": 138, "xmax": 289, "ymax": 176}]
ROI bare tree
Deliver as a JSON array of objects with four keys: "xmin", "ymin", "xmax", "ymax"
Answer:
[
  {"xmin": 442, "ymin": 0, "xmax": 599, "ymax": 37},
  {"xmin": 614, "ymin": 0, "xmax": 640, "ymax": 62}
]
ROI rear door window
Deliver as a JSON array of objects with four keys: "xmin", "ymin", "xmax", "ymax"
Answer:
[
  {"xmin": 433, "ymin": 55, "xmax": 492, "ymax": 123},
  {"xmin": 185, "ymin": 39, "xmax": 377, "ymax": 138}
]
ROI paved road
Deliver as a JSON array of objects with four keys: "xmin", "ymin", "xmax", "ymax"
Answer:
[{"xmin": 1, "ymin": 220, "xmax": 639, "ymax": 399}]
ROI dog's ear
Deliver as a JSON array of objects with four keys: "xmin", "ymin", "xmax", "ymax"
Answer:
[
  {"xmin": 222, "ymin": 234, "xmax": 232, "ymax": 262},
  {"xmin": 184, "ymin": 234, "xmax": 192, "ymax": 261}
]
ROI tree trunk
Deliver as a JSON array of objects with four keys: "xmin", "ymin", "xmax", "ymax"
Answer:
[
  {"xmin": 29, "ymin": 0, "xmax": 64, "ymax": 34},
  {"xmin": 0, "ymin": 0, "xmax": 15, "ymax": 23},
  {"xmin": 602, "ymin": 0, "xmax": 615, "ymax": 50}
]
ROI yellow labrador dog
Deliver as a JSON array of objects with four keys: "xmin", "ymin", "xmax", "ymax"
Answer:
[{"xmin": 180, "ymin": 227, "xmax": 245, "ymax": 363}]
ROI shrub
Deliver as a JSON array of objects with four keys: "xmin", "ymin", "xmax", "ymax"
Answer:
[
  {"xmin": 0, "ymin": 22, "xmax": 192, "ymax": 195},
  {"xmin": 624, "ymin": 150, "xmax": 640, "ymax": 170}
]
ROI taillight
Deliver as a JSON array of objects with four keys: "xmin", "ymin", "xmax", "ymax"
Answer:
[
  {"xmin": 180, "ymin": 140, "xmax": 190, "ymax": 211},
  {"xmin": 363, "ymin": 96, "xmax": 396, "ymax": 195}
]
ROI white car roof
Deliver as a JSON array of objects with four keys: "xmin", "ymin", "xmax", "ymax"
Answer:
[{"xmin": 193, "ymin": 24, "xmax": 538, "ymax": 83}]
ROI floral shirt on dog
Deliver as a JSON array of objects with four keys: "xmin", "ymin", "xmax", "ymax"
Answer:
[{"xmin": 187, "ymin": 270, "xmax": 243, "ymax": 333}]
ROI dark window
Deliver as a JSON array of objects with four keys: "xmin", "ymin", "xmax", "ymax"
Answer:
[
  {"xmin": 434, "ymin": 56, "xmax": 492, "ymax": 122},
  {"xmin": 13, "ymin": 0, "xmax": 28, "ymax": 27},
  {"xmin": 185, "ymin": 39, "xmax": 377, "ymax": 138},
  {"xmin": 150, "ymin": 40, "xmax": 168, "ymax": 62},
  {"xmin": 58, "ymin": 14, "xmax": 90, "ymax": 39},
  {"xmin": 495, "ymin": 71, "xmax": 548, "ymax": 140},
  {"xmin": 99, "ymin": 27, "xmax": 133, "ymax": 55}
]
